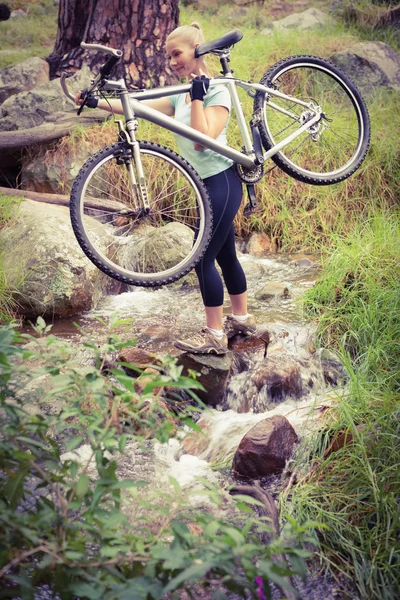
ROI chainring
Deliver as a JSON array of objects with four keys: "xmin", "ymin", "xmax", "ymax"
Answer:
[{"xmin": 233, "ymin": 161, "xmax": 264, "ymax": 184}]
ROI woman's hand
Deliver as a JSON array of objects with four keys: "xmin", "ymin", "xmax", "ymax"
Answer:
[
  {"xmin": 74, "ymin": 89, "xmax": 98, "ymax": 108},
  {"xmin": 190, "ymin": 72, "xmax": 210, "ymax": 102},
  {"xmin": 74, "ymin": 90, "xmax": 84, "ymax": 106}
]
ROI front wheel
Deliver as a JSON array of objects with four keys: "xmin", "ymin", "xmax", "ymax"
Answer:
[
  {"xmin": 254, "ymin": 55, "xmax": 370, "ymax": 185},
  {"xmin": 70, "ymin": 141, "xmax": 213, "ymax": 286}
]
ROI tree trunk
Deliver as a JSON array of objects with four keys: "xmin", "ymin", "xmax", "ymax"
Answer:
[{"xmin": 48, "ymin": 0, "xmax": 179, "ymax": 88}]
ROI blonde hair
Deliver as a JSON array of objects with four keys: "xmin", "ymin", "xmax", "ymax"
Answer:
[{"xmin": 166, "ymin": 22, "xmax": 206, "ymax": 47}]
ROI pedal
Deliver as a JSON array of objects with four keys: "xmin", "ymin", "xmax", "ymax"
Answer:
[{"xmin": 244, "ymin": 184, "xmax": 257, "ymax": 215}]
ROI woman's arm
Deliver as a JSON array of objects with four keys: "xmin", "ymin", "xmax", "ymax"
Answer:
[
  {"xmin": 74, "ymin": 94, "xmax": 174, "ymax": 116},
  {"xmin": 190, "ymin": 102, "xmax": 229, "ymax": 151}
]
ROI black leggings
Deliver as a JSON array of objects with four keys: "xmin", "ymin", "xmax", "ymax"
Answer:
[{"xmin": 195, "ymin": 166, "xmax": 247, "ymax": 307}]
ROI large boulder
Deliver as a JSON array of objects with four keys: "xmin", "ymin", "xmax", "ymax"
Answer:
[
  {"xmin": 232, "ymin": 415, "xmax": 299, "ymax": 478},
  {"xmin": 0, "ymin": 199, "xmax": 122, "ymax": 318},
  {"xmin": 330, "ymin": 41, "xmax": 400, "ymax": 94},
  {"xmin": 261, "ymin": 8, "xmax": 332, "ymax": 35},
  {"xmin": 119, "ymin": 222, "xmax": 195, "ymax": 278},
  {"xmin": 0, "ymin": 66, "xmax": 93, "ymax": 132},
  {"xmin": 0, "ymin": 57, "xmax": 49, "ymax": 105}
]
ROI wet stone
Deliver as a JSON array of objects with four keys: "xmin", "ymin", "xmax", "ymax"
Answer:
[
  {"xmin": 232, "ymin": 415, "xmax": 299, "ymax": 479},
  {"xmin": 177, "ymin": 351, "xmax": 233, "ymax": 407},
  {"xmin": 255, "ymin": 281, "xmax": 291, "ymax": 301},
  {"xmin": 251, "ymin": 356, "xmax": 304, "ymax": 411}
]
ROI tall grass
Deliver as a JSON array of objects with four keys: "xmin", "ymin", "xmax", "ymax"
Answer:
[
  {"xmin": 0, "ymin": 195, "xmax": 23, "ymax": 323},
  {"xmin": 283, "ymin": 210, "xmax": 400, "ymax": 599}
]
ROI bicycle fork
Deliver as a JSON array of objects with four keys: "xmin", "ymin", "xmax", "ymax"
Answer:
[{"xmin": 118, "ymin": 93, "xmax": 150, "ymax": 213}]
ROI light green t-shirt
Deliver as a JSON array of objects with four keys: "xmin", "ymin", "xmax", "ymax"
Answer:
[{"xmin": 169, "ymin": 85, "xmax": 233, "ymax": 179}]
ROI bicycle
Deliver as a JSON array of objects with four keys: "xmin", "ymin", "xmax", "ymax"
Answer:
[{"xmin": 61, "ymin": 29, "xmax": 370, "ymax": 287}]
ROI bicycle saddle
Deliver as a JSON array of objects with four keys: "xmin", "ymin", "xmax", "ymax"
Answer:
[{"xmin": 195, "ymin": 29, "xmax": 243, "ymax": 57}]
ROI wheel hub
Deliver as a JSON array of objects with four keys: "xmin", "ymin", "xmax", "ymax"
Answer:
[{"xmin": 300, "ymin": 105, "xmax": 325, "ymax": 142}]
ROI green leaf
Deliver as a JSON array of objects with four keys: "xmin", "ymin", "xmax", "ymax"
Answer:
[
  {"xmin": 4, "ymin": 468, "xmax": 28, "ymax": 510},
  {"xmin": 224, "ymin": 527, "xmax": 245, "ymax": 545},
  {"xmin": 230, "ymin": 494, "xmax": 266, "ymax": 508},
  {"xmin": 168, "ymin": 476, "xmax": 181, "ymax": 495},
  {"xmin": 64, "ymin": 550, "xmax": 85, "ymax": 560},
  {"xmin": 119, "ymin": 434, "xmax": 127, "ymax": 452},
  {"xmin": 257, "ymin": 560, "xmax": 298, "ymax": 594},
  {"xmin": 65, "ymin": 436, "xmax": 84, "ymax": 452},
  {"xmin": 75, "ymin": 474, "xmax": 90, "ymax": 497},
  {"xmin": 111, "ymin": 479, "xmax": 147, "ymax": 490},
  {"xmin": 163, "ymin": 561, "xmax": 212, "ymax": 593},
  {"xmin": 69, "ymin": 583, "xmax": 104, "ymax": 599},
  {"xmin": 204, "ymin": 520, "xmax": 220, "ymax": 538}
]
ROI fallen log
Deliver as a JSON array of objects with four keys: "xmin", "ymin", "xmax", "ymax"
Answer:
[
  {"xmin": 0, "ymin": 110, "xmax": 106, "ymax": 152},
  {"xmin": 0, "ymin": 186, "xmax": 127, "ymax": 212}
]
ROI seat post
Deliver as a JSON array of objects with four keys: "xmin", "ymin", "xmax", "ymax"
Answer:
[{"xmin": 219, "ymin": 52, "xmax": 232, "ymax": 76}]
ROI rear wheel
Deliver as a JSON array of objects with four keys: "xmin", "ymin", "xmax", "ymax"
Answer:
[
  {"xmin": 254, "ymin": 55, "xmax": 370, "ymax": 184},
  {"xmin": 70, "ymin": 141, "xmax": 212, "ymax": 286}
]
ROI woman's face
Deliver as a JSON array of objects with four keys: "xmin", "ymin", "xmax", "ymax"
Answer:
[{"xmin": 166, "ymin": 38, "xmax": 199, "ymax": 80}]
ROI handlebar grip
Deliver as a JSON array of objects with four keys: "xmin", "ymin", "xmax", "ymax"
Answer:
[{"xmin": 99, "ymin": 54, "xmax": 120, "ymax": 77}]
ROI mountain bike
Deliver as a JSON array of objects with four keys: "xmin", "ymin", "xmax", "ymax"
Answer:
[{"xmin": 61, "ymin": 29, "xmax": 370, "ymax": 287}]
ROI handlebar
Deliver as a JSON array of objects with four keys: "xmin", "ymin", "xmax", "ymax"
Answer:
[
  {"xmin": 60, "ymin": 42, "xmax": 122, "ymax": 112},
  {"xmin": 80, "ymin": 42, "xmax": 122, "ymax": 58}
]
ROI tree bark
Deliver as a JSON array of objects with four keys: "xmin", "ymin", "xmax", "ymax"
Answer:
[{"xmin": 49, "ymin": 0, "xmax": 179, "ymax": 88}]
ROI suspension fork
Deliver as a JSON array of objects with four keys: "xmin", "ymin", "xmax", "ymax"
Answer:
[{"xmin": 120, "ymin": 93, "xmax": 150, "ymax": 211}]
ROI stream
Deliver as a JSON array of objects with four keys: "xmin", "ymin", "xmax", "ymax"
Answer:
[{"xmin": 22, "ymin": 252, "xmax": 349, "ymax": 599}]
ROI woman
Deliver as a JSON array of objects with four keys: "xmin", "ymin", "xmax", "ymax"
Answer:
[{"xmin": 76, "ymin": 23, "xmax": 255, "ymax": 355}]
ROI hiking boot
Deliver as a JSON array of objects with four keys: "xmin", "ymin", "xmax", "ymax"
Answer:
[
  {"xmin": 225, "ymin": 314, "xmax": 257, "ymax": 337},
  {"xmin": 174, "ymin": 328, "xmax": 228, "ymax": 355}
]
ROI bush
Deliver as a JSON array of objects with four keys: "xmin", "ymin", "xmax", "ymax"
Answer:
[{"xmin": 0, "ymin": 317, "xmax": 313, "ymax": 598}]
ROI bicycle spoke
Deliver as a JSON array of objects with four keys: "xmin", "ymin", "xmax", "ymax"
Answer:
[{"xmin": 75, "ymin": 144, "xmax": 207, "ymax": 282}]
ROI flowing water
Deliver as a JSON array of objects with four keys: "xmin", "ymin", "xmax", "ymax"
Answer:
[{"xmin": 24, "ymin": 252, "xmax": 350, "ymax": 598}]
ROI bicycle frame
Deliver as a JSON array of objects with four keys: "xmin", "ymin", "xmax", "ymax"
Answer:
[{"xmin": 103, "ymin": 76, "xmax": 322, "ymax": 171}]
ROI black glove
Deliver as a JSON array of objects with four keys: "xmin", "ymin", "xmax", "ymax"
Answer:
[
  {"xmin": 189, "ymin": 75, "xmax": 210, "ymax": 102},
  {"xmin": 80, "ymin": 88, "xmax": 99, "ymax": 109}
]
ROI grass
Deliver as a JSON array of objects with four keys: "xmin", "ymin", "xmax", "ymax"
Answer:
[
  {"xmin": 282, "ymin": 210, "xmax": 400, "ymax": 599},
  {"xmin": 0, "ymin": 0, "xmax": 57, "ymax": 69},
  {"xmin": 0, "ymin": 194, "xmax": 23, "ymax": 323}
]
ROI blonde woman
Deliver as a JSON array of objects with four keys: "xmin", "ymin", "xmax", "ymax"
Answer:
[{"xmin": 76, "ymin": 23, "xmax": 255, "ymax": 354}]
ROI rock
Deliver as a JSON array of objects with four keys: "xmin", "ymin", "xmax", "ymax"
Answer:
[
  {"xmin": 0, "ymin": 199, "xmax": 122, "ymax": 319},
  {"xmin": 119, "ymin": 222, "xmax": 195, "ymax": 278},
  {"xmin": 177, "ymin": 351, "xmax": 233, "ymax": 407},
  {"xmin": 240, "ymin": 260, "xmax": 265, "ymax": 279},
  {"xmin": 0, "ymin": 57, "xmax": 49, "ymax": 105},
  {"xmin": 246, "ymin": 231, "xmax": 275, "ymax": 256},
  {"xmin": 21, "ymin": 140, "xmax": 93, "ymax": 194},
  {"xmin": 255, "ymin": 281, "xmax": 290, "ymax": 301},
  {"xmin": 229, "ymin": 329, "xmax": 270, "ymax": 354},
  {"xmin": 0, "ymin": 66, "xmax": 94, "ymax": 132},
  {"xmin": 10, "ymin": 8, "xmax": 27, "ymax": 18},
  {"xmin": 261, "ymin": 8, "xmax": 332, "ymax": 36},
  {"xmin": 315, "ymin": 348, "xmax": 348, "ymax": 387},
  {"xmin": 232, "ymin": 415, "xmax": 299, "ymax": 478},
  {"xmin": 323, "ymin": 424, "xmax": 380, "ymax": 458},
  {"xmin": 330, "ymin": 41, "xmax": 400, "ymax": 94},
  {"xmin": 119, "ymin": 347, "xmax": 162, "ymax": 374},
  {"xmin": 252, "ymin": 356, "xmax": 304, "ymax": 410}
]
